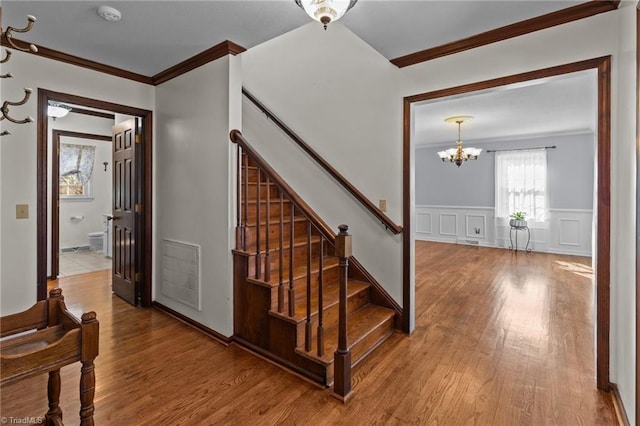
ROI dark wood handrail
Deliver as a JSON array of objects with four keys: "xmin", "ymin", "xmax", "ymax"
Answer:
[
  {"xmin": 230, "ymin": 129, "xmax": 336, "ymax": 243},
  {"xmin": 242, "ymin": 88, "xmax": 403, "ymax": 235}
]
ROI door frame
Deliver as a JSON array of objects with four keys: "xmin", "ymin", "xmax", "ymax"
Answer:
[
  {"xmin": 37, "ymin": 88, "xmax": 153, "ymax": 307},
  {"xmin": 402, "ymin": 56, "xmax": 612, "ymax": 390},
  {"xmin": 51, "ymin": 130, "xmax": 111, "ymax": 279}
]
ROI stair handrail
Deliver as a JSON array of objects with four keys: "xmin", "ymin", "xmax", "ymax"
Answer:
[
  {"xmin": 242, "ymin": 88, "xmax": 403, "ymax": 235},
  {"xmin": 230, "ymin": 129, "xmax": 336, "ymax": 243}
]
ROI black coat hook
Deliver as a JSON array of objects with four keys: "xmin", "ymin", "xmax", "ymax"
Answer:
[{"xmin": 103, "ymin": 161, "xmax": 108, "ymax": 171}]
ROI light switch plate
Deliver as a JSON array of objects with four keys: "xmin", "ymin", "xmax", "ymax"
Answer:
[
  {"xmin": 16, "ymin": 204, "xmax": 29, "ymax": 219},
  {"xmin": 379, "ymin": 199, "xmax": 387, "ymax": 212}
]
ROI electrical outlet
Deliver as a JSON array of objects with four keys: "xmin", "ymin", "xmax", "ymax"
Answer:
[
  {"xmin": 16, "ymin": 204, "xmax": 29, "ymax": 219},
  {"xmin": 379, "ymin": 199, "xmax": 387, "ymax": 212}
]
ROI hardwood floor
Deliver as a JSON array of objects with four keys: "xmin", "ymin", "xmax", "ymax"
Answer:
[{"xmin": 1, "ymin": 242, "xmax": 618, "ymax": 425}]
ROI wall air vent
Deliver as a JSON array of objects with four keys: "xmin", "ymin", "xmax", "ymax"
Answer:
[{"xmin": 161, "ymin": 239, "xmax": 201, "ymax": 311}]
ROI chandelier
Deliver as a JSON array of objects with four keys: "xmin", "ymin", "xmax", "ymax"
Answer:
[
  {"xmin": 295, "ymin": 0, "xmax": 358, "ymax": 30},
  {"xmin": 437, "ymin": 116, "xmax": 481, "ymax": 167}
]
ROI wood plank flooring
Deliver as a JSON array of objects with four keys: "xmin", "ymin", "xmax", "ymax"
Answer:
[{"xmin": 1, "ymin": 242, "xmax": 618, "ymax": 425}]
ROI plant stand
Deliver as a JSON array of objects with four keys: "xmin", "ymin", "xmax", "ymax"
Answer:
[{"xmin": 509, "ymin": 224, "xmax": 531, "ymax": 253}]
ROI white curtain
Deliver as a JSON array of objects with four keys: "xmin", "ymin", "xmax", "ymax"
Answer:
[
  {"xmin": 60, "ymin": 143, "xmax": 96, "ymax": 185},
  {"xmin": 495, "ymin": 149, "xmax": 547, "ymax": 222}
]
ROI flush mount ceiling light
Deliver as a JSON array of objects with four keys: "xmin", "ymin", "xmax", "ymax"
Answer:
[
  {"xmin": 48, "ymin": 102, "xmax": 71, "ymax": 120},
  {"xmin": 97, "ymin": 5, "xmax": 122, "ymax": 22},
  {"xmin": 437, "ymin": 116, "xmax": 482, "ymax": 167},
  {"xmin": 294, "ymin": 0, "xmax": 358, "ymax": 30}
]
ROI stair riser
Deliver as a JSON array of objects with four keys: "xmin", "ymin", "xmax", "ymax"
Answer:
[
  {"xmin": 244, "ymin": 182, "xmax": 280, "ymax": 199},
  {"xmin": 246, "ymin": 201, "xmax": 293, "ymax": 222},
  {"xmin": 244, "ymin": 219, "xmax": 308, "ymax": 247},
  {"xmin": 261, "ymin": 242, "xmax": 323, "ymax": 275},
  {"xmin": 261, "ymin": 263, "xmax": 341, "ymax": 297}
]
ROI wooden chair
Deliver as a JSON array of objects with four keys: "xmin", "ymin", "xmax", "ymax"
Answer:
[{"xmin": 1, "ymin": 288, "xmax": 99, "ymax": 426}]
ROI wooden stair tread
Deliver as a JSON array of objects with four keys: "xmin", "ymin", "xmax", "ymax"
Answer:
[
  {"xmin": 295, "ymin": 304, "xmax": 395, "ymax": 365},
  {"xmin": 289, "ymin": 279, "xmax": 370, "ymax": 320}
]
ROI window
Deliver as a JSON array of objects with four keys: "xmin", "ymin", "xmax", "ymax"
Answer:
[
  {"xmin": 495, "ymin": 149, "xmax": 547, "ymax": 222},
  {"xmin": 59, "ymin": 143, "xmax": 96, "ymax": 199}
]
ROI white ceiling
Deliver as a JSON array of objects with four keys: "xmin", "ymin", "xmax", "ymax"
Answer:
[
  {"xmin": 413, "ymin": 70, "xmax": 597, "ymax": 147},
  {"xmin": 2, "ymin": 1, "xmax": 598, "ymax": 140},
  {"xmin": 2, "ymin": 0, "xmax": 584, "ymax": 76}
]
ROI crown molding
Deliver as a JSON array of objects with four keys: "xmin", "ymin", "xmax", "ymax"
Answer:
[
  {"xmin": 390, "ymin": 0, "xmax": 621, "ymax": 68},
  {"xmin": 1, "ymin": 36, "xmax": 246, "ymax": 86},
  {"xmin": 152, "ymin": 40, "xmax": 246, "ymax": 85},
  {"xmin": 0, "ymin": 34, "xmax": 154, "ymax": 85}
]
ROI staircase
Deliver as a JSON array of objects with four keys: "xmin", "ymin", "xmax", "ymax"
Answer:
[{"xmin": 230, "ymin": 130, "xmax": 400, "ymax": 398}]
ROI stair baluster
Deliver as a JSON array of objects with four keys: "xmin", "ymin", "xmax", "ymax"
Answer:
[
  {"xmin": 242, "ymin": 150, "xmax": 249, "ymax": 251},
  {"xmin": 255, "ymin": 169, "xmax": 262, "ymax": 280},
  {"xmin": 236, "ymin": 145, "xmax": 244, "ymax": 250},
  {"xmin": 278, "ymin": 190, "xmax": 285, "ymax": 313},
  {"xmin": 305, "ymin": 222, "xmax": 313, "ymax": 352},
  {"xmin": 288, "ymin": 205, "xmax": 296, "ymax": 317},
  {"xmin": 333, "ymin": 224, "xmax": 353, "ymax": 402},
  {"xmin": 264, "ymin": 176, "xmax": 271, "ymax": 283},
  {"xmin": 317, "ymin": 237, "xmax": 325, "ymax": 357}
]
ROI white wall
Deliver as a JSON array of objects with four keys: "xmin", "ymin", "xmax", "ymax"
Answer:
[
  {"xmin": 402, "ymin": 4, "xmax": 636, "ymax": 420},
  {"xmin": 612, "ymin": 1, "xmax": 637, "ymax": 420},
  {"xmin": 0, "ymin": 50, "xmax": 154, "ymax": 315},
  {"xmin": 242, "ymin": 22, "xmax": 409, "ymax": 309},
  {"xmin": 153, "ymin": 55, "xmax": 241, "ymax": 337}
]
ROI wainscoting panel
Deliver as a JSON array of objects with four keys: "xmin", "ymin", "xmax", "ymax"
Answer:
[
  {"xmin": 465, "ymin": 215, "xmax": 486, "ymax": 239},
  {"xmin": 416, "ymin": 206, "xmax": 494, "ymax": 247},
  {"xmin": 548, "ymin": 209, "xmax": 593, "ymax": 256},
  {"xmin": 439, "ymin": 214, "xmax": 458, "ymax": 236},
  {"xmin": 415, "ymin": 205, "xmax": 592, "ymax": 256},
  {"xmin": 559, "ymin": 219, "xmax": 580, "ymax": 246},
  {"xmin": 416, "ymin": 211, "xmax": 432, "ymax": 234}
]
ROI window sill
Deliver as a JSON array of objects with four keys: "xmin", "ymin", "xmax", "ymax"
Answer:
[{"xmin": 60, "ymin": 197, "xmax": 94, "ymax": 202}]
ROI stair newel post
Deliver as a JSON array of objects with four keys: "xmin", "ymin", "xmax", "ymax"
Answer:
[
  {"xmin": 236, "ymin": 145, "xmax": 244, "ymax": 250},
  {"xmin": 255, "ymin": 168, "xmax": 262, "ymax": 280},
  {"xmin": 317, "ymin": 237, "xmax": 325, "ymax": 357},
  {"xmin": 278, "ymin": 189, "xmax": 285, "ymax": 313},
  {"xmin": 333, "ymin": 224, "xmax": 352, "ymax": 402},
  {"xmin": 264, "ymin": 176, "xmax": 271, "ymax": 283},
  {"xmin": 288, "ymin": 204, "xmax": 296, "ymax": 317},
  {"xmin": 305, "ymin": 221, "xmax": 313, "ymax": 352}
]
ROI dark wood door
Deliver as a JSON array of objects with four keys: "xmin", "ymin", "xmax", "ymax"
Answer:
[{"xmin": 112, "ymin": 119, "xmax": 139, "ymax": 305}]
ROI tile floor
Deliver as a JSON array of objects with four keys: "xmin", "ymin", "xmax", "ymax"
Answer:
[{"xmin": 59, "ymin": 250, "xmax": 112, "ymax": 277}]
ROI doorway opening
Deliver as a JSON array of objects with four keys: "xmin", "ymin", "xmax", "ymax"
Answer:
[
  {"xmin": 403, "ymin": 56, "xmax": 611, "ymax": 391},
  {"xmin": 52, "ymin": 128, "xmax": 112, "ymax": 278},
  {"xmin": 37, "ymin": 89, "xmax": 153, "ymax": 307}
]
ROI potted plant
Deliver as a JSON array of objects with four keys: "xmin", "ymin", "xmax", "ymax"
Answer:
[{"xmin": 509, "ymin": 211, "xmax": 527, "ymax": 228}]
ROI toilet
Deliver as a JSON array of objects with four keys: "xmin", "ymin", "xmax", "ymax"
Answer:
[{"xmin": 88, "ymin": 232, "xmax": 103, "ymax": 252}]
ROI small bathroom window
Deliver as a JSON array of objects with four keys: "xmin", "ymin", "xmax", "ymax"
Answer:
[{"xmin": 59, "ymin": 143, "xmax": 95, "ymax": 199}]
